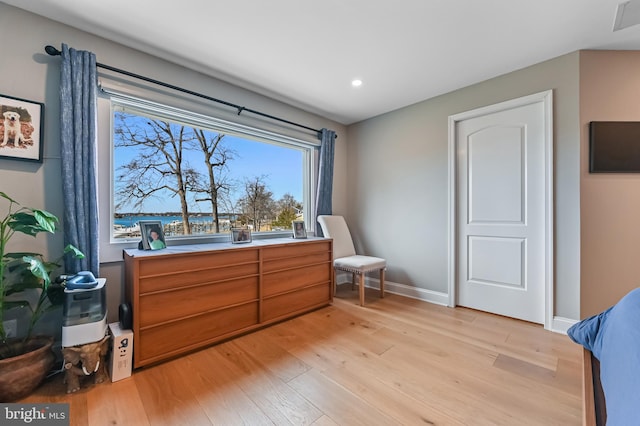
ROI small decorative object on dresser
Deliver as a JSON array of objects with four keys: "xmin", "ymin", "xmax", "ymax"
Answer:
[
  {"xmin": 139, "ymin": 220, "xmax": 165, "ymax": 250},
  {"xmin": 231, "ymin": 227, "xmax": 252, "ymax": 243},
  {"xmin": 0, "ymin": 94, "xmax": 44, "ymax": 162},
  {"xmin": 292, "ymin": 220, "xmax": 307, "ymax": 239}
]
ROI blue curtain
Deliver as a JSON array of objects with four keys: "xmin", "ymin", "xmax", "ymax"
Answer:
[
  {"xmin": 60, "ymin": 44, "xmax": 99, "ymax": 275},
  {"xmin": 315, "ymin": 128, "xmax": 336, "ymax": 236}
]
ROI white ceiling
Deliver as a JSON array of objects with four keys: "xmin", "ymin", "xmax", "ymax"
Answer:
[{"xmin": 5, "ymin": 0, "xmax": 640, "ymax": 124}]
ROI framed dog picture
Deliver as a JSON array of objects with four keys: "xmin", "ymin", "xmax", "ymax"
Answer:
[
  {"xmin": 231, "ymin": 228, "xmax": 252, "ymax": 244},
  {"xmin": 292, "ymin": 220, "xmax": 307, "ymax": 239},
  {"xmin": 0, "ymin": 94, "xmax": 44, "ymax": 163}
]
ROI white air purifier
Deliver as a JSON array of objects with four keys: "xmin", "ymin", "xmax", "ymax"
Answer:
[{"xmin": 61, "ymin": 278, "xmax": 108, "ymax": 347}]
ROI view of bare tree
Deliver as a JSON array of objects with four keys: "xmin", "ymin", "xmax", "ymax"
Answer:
[
  {"xmin": 114, "ymin": 113, "xmax": 200, "ymax": 234},
  {"xmin": 238, "ymin": 176, "xmax": 276, "ymax": 232},
  {"xmin": 192, "ymin": 129, "xmax": 236, "ymax": 233},
  {"xmin": 114, "ymin": 111, "xmax": 303, "ymax": 238}
]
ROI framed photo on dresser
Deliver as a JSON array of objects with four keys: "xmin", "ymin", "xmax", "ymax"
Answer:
[
  {"xmin": 231, "ymin": 227, "xmax": 252, "ymax": 243},
  {"xmin": 292, "ymin": 220, "xmax": 307, "ymax": 239},
  {"xmin": 139, "ymin": 220, "xmax": 166, "ymax": 250}
]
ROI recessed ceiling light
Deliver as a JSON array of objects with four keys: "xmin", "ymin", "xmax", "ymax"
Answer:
[{"xmin": 351, "ymin": 79, "xmax": 363, "ymax": 87}]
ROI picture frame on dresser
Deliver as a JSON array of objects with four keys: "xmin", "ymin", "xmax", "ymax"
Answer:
[
  {"xmin": 292, "ymin": 220, "xmax": 307, "ymax": 239},
  {"xmin": 139, "ymin": 220, "xmax": 166, "ymax": 250},
  {"xmin": 231, "ymin": 227, "xmax": 252, "ymax": 243}
]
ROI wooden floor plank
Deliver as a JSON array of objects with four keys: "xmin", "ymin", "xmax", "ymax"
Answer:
[
  {"xmin": 86, "ymin": 379, "xmax": 150, "ymax": 426},
  {"xmin": 20, "ymin": 372, "xmax": 91, "ymax": 426},
  {"xmin": 289, "ymin": 331, "xmax": 520, "ymax": 425},
  {"xmin": 181, "ymin": 348, "xmax": 275, "ymax": 425},
  {"xmin": 288, "ymin": 369, "xmax": 399, "ymax": 426},
  {"xmin": 232, "ymin": 328, "xmax": 312, "ymax": 382},
  {"xmin": 214, "ymin": 340, "xmax": 323, "ymax": 425},
  {"xmin": 318, "ymin": 358, "xmax": 463, "ymax": 425},
  {"xmin": 134, "ymin": 358, "xmax": 213, "ymax": 426},
  {"xmin": 19, "ymin": 288, "xmax": 582, "ymax": 426},
  {"xmin": 359, "ymin": 292, "xmax": 563, "ymax": 371},
  {"xmin": 310, "ymin": 415, "xmax": 340, "ymax": 426}
]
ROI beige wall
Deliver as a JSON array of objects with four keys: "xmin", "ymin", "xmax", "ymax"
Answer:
[
  {"xmin": 0, "ymin": 3, "xmax": 346, "ymax": 326},
  {"xmin": 347, "ymin": 52, "xmax": 581, "ymax": 321},
  {"xmin": 579, "ymin": 50, "xmax": 640, "ymax": 317}
]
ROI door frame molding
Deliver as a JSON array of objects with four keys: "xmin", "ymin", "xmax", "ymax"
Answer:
[{"xmin": 447, "ymin": 90, "xmax": 554, "ymax": 329}]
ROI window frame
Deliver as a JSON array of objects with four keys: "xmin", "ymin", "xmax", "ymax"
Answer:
[{"xmin": 99, "ymin": 90, "xmax": 318, "ymax": 262}]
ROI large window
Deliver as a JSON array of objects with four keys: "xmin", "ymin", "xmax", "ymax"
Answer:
[{"xmin": 110, "ymin": 95, "xmax": 315, "ymax": 243}]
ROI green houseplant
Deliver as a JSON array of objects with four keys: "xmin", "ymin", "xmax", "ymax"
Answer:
[{"xmin": 0, "ymin": 191, "xmax": 84, "ymax": 400}]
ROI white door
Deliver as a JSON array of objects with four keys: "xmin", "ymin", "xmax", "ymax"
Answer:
[{"xmin": 452, "ymin": 92, "xmax": 552, "ymax": 325}]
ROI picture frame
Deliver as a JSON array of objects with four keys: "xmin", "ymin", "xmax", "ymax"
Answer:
[
  {"xmin": 139, "ymin": 220, "xmax": 166, "ymax": 250},
  {"xmin": 0, "ymin": 94, "xmax": 44, "ymax": 163},
  {"xmin": 231, "ymin": 227, "xmax": 252, "ymax": 244},
  {"xmin": 292, "ymin": 220, "xmax": 307, "ymax": 239}
]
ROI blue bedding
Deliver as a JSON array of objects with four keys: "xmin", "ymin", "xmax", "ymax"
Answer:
[{"xmin": 568, "ymin": 288, "xmax": 640, "ymax": 425}]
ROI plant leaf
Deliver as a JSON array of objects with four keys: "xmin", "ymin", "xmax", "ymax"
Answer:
[
  {"xmin": 22, "ymin": 256, "xmax": 51, "ymax": 286},
  {"xmin": 8, "ymin": 212, "xmax": 45, "ymax": 236},
  {"xmin": 33, "ymin": 209, "xmax": 58, "ymax": 233},
  {"xmin": 0, "ymin": 191, "xmax": 18, "ymax": 204},
  {"xmin": 63, "ymin": 244, "xmax": 85, "ymax": 259}
]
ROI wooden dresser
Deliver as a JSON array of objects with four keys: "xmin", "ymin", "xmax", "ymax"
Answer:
[{"xmin": 123, "ymin": 237, "xmax": 333, "ymax": 368}]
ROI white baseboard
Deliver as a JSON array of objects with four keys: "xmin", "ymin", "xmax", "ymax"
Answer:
[
  {"xmin": 551, "ymin": 316, "xmax": 578, "ymax": 335},
  {"xmin": 336, "ymin": 273, "xmax": 578, "ymax": 335},
  {"xmin": 337, "ymin": 274, "xmax": 449, "ymax": 306},
  {"xmin": 379, "ymin": 280, "xmax": 450, "ymax": 306}
]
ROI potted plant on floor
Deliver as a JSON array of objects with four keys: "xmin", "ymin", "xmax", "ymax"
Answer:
[{"xmin": 0, "ymin": 192, "xmax": 84, "ymax": 401}]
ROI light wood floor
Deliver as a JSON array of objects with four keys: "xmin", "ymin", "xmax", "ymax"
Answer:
[{"xmin": 21, "ymin": 285, "xmax": 583, "ymax": 425}]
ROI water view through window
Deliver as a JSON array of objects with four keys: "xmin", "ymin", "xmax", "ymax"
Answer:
[{"xmin": 112, "ymin": 106, "xmax": 310, "ymax": 241}]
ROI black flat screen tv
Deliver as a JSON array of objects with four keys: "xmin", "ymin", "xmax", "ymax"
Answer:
[{"xmin": 590, "ymin": 121, "xmax": 640, "ymax": 173}]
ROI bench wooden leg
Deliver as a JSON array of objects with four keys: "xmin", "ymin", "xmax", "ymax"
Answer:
[
  {"xmin": 359, "ymin": 273, "xmax": 365, "ymax": 306},
  {"xmin": 380, "ymin": 268, "xmax": 385, "ymax": 298},
  {"xmin": 332, "ymin": 268, "xmax": 337, "ymax": 297}
]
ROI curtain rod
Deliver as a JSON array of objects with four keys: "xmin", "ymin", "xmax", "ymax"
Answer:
[{"xmin": 44, "ymin": 45, "xmax": 328, "ymax": 139}]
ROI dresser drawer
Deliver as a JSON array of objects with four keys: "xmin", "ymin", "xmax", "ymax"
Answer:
[
  {"xmin": 263, "ymin": 251, "xmax": 331, "ymax": 273},
  {"xmin": 262, "ymin": 240, "xmax": 331, "ymax": 260},
  {"xmin": 137, "ymin": 302, "xmax": 259, "ymax": 365},
  {"xmin": 139, "ymin": 262, "xmax": 258, "ymax": 293},
  {"xmin": 262, "ymin": 284, "xmax": 331, "ymax": 322},
  {"xmin": 138, "ymin": 248, "xmax": 258, "ymax": 276},
  {"xmin": 138, "ymin": 276, "xmax": 259, "ymax": 327},
  {"xmin": 263, "ymin": 263, "xmax": 332, "ymax": 297}
]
